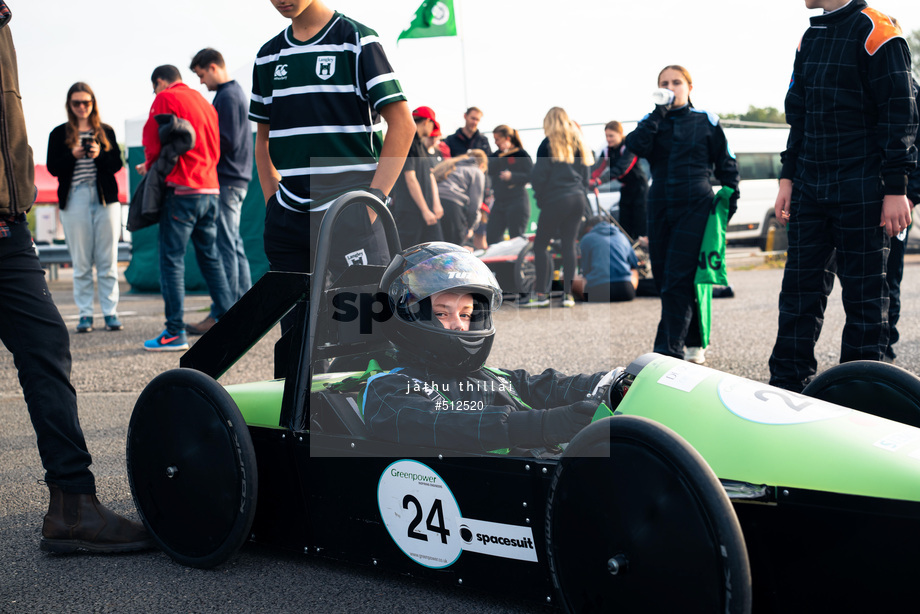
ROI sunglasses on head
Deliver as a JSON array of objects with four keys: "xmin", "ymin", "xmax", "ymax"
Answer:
[{"xmin": 70, "ymin": 100, "xmax": 93, "ymax": 108}]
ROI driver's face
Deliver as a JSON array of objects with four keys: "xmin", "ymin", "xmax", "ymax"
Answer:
[{"xmin": 431, "ymin": 291, "xmax": 474, "ymax": 331}]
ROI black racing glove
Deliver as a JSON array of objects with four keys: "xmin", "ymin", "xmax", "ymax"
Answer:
[
  {"xmin": 542, "ymin": 401, "xmax": 596, "ymax": 445},
  {"xmin": 653, "ymin": 104, "xmax": 670, "ymax": 119},
  {"xmin": 507, "ymin": 402, "xmax": 596, "ymax": 448},
  {"xmin": 728, "ymin": 193, "xmax": 739, "ymax": 222}
]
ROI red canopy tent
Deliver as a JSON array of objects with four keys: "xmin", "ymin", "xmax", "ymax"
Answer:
[{"xmin": 33, "ymin": 164, "xmax": 128, "ymax": 204}]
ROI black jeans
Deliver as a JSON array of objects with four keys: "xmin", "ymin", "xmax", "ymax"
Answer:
[
  {"xmin": 439, "ymin": 200, "xmax": 469, "ymax": 246},
  {"xmin": 487, "ymin": 194, "xmax": 530, "ymax": 245},
  {"xmin": 533, "ymin": 192, "xmax": 587, "ymax": 296},
  {"xmin": 585, "ymin": 281, "xmax": 636, "ymax": 303},
  {"xmin": 0, "ymin": 219, "xmax": 94, "ymax": 493}
]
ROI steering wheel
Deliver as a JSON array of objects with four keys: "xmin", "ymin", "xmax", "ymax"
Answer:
[{"xmin": 585, "ymin": 367, "xmax": 627, "ymax": 414}]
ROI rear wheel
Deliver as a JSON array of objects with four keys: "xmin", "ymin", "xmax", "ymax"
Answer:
[
  {"xmin": 802, "ymin": 361, "xmax": 920, "ymax": 427},
  {"xmin": 546, "ymin": 415, "xmax": 751, "ymax": 613},
  {"xmin": 127, "ymin": 368, "xmax": 258, "ymax": 568}
]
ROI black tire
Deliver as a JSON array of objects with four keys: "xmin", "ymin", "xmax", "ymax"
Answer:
[
  {"xmin": 760, "ymin": 214, "xmax": 788, "ymax": 252},
  {"xmin": 802, "ymin": 361, "xmax": 920, "ymax": 428},
  {"xmin": 513, "ymin": 240, "xmax": 551, "ymax": 297},
  {"xmin": 127, "ymin": 368, "xmax": 258, "ymax": 568},
  {"xmin": 546, "ymin": 416, "xmax": 751, "ymax": 614}
]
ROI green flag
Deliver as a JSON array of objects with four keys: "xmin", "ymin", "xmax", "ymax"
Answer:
[{"xmin": 398, "ymin": 0, "xmax": 457, "ymax": 42}]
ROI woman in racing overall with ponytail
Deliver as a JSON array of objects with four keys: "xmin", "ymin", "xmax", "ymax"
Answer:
[{"xmin": 625, "ymin": 65, "xmax": 739, "ymax": 364}]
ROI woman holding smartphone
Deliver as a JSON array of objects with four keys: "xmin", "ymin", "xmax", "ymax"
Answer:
[{"xmin": 47, "ymin": 82, "xmax": 124, "ymax": 333}]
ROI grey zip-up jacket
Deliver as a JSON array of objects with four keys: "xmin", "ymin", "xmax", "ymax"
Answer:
[{"xmin": 436, "ymin": 157, "xmax": 485, "ymax": 229}]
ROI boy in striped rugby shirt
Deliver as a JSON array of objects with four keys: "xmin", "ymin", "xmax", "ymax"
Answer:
[{"xmin": 252, "ymin": 0, "xmax": 414, "ymax": 300}]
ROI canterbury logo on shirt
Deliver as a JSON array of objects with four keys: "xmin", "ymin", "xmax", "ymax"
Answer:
[{"xmin": 274, "ymin": 64, "xmax": 288, "ymax": 80}]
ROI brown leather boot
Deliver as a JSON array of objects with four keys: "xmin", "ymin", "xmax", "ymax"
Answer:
[
  {"xmin": 40, "ymin": 485, "xmax": 154, "ymax": 553},
  {"xmin": 186, "ymin": 315, "xmax": 216, "ymax": 336}
]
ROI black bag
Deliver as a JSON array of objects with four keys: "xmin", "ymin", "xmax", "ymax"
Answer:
[{"xmin": 126, "ymin": 174, "xmax": 159, "ymax": 231}]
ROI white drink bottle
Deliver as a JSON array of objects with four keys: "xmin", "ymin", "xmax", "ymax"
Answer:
[{"xmin": 652, "ymin": 88, "xmax": 675, "ymax": 106}]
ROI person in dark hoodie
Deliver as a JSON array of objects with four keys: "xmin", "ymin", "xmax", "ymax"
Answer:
[
  {"xmin": 573, "ymin": 216, "xmax": 638, "ymax": 303},
  {"xmin": 885, "ymin": 75, "xmax": 920, "ymax": 364},
  {"xmin": 391, "ymin": 106, "xmax": 444, "ymax": 249},
  {"xmin": 487, "ymin": 124, "xmax": 533, "ymax": 245},
  {"xmin": 524, "ymin": 107, "xmax": 594, "ymax": 308},
  {"xmin": 590, "ymin": 121, "xmax": 648, "ymax": 240},
  {"xmin": 187, "ymin": 47, "xmax": 255, "ymax": 335},
  {"xmin": 444, "ymin": 106, "xmax": 491, "ymax": 157},
  {"xmin": 0, "ymin": 3, "xmax": 152, "ymax": 553},
  {"xmin": 433, "ymin": 150, "xmax": 488, "ymax": 246}
]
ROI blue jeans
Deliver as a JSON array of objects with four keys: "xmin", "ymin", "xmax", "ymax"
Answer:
[
  {"xmin": 158, "ymin": 192, "xmax": 233, "ymax": 334},
  {"xmin": 59, "ymin": 181, "xmax": 121, "ymax": 317},
  {"xmin": 213, "ymin": 185, "xmax": 251, "ymax": 312}
]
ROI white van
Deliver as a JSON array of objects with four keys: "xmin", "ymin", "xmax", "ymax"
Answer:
[{"xmin": 722, "ymin": 127, "xmax": 789, "ymax": 250}]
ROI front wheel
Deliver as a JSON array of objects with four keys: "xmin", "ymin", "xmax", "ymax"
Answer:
[
  {"xmin": 802, "ymin": 361, "xmax": 920, "ymax": 428},
  {"xmin": 546, "ymin": 415, "xmax": 751, "ymax": 613},
  {"xmin": 127, "ymin": 368, "xmax": 258, "ymax": 568}
]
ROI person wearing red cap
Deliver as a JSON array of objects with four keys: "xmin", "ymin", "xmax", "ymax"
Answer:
[
  {"xmin": 422, "ymin": 124, "xmax": 450, "ymax": 165},
  {"xmin": 391, "ymin": 107, "xmax": 445, "ymax": 249}
]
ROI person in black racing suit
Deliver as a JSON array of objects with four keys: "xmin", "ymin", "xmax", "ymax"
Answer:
[
  {"xmin": 885, "ymin": 76, "xmax": 920, "ymax": 364},
  {"xmin": 768, "ymin": 0, "xmax": 918, "ymax": 391},
  {"xmin": 624, "ymin": 65, "xmax": 739, "ymax": 362},
  {"xmin": 363, "ymin": 242, "xmax": 607, "ymax": 453},
  {"xmin": 590, "ymin": 120, "xmax": 648, "ymax": 239}
]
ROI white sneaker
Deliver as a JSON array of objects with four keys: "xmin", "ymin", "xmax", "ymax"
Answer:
[
  {"xmin": 520, "ymin": 294, "xmax": 550, "ymax": 308},
  {"xmin": 562, "ymin": 293, "xmax": 576, "ymax": 308},
  {"xmin": 685, "ymin": 347, "xmax": 706, "ymax": 364}
]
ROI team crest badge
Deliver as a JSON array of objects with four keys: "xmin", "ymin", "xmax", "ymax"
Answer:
[{"xmin": 316, "ymin": 56, "xmax": 336, "ymax": 80}]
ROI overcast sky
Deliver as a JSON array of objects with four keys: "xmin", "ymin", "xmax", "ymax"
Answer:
[{"xmin": 10, "ymin": 0, "xmax": 920, "ymax": 161}]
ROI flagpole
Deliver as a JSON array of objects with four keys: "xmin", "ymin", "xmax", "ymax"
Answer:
[{"xmin": 455, "ymin": 0, "xmax": 469, "ymax": 110}]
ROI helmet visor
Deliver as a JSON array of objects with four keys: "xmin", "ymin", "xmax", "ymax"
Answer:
[{"xmin": 390, "ymin": 252, "xmax": 503, "ymax": 312}]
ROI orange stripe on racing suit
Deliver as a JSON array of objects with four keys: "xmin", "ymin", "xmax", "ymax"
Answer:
[{"xmin": 861, "ymin": 8, "xmax": 902, "ymax": 56}]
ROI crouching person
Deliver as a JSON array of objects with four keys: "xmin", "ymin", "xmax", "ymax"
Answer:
[{"xmin": 364, "ymin": 242, "xmax": 607, "ymax": 453}]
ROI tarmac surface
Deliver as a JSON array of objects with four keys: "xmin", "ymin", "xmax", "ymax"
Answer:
[{"xmin": 2, "ymin": 253, "xmax": 920, "ymax": 613}]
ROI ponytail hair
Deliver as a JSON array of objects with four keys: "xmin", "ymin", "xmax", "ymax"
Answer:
[{"xmin": 492, "ymin": 124, "xmax": 523, "ymax": 149}]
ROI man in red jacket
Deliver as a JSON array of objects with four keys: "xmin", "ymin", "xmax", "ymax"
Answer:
[{"xmin": 138, "ymin": 65, "xmax": 232, "ymax": 352}]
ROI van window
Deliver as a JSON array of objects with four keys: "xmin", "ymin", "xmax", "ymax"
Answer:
[{"xmin": 736, "ymin": 153, "xmax": 782, "ymax": 181}]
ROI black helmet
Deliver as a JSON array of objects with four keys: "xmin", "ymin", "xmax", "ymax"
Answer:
[{"xmin": 379, "ymin": 242, "xmax": 503, "ymax": 372}]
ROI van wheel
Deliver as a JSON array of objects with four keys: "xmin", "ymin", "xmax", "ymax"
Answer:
[{"xmin": 760, "ymin": 215, "xmax": 788, "ymax": 252}]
